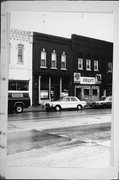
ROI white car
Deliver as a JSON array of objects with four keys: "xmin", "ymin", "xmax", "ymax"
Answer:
[{"xmin": 44, "ymin": 96, "xmax": 87, "ymax": 111}]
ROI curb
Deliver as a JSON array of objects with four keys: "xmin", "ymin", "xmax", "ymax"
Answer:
[{"xmin": 23, "ymin": 105, "xmax": 92, "ymax": 113}]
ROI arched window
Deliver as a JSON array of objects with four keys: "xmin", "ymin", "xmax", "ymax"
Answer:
[
  {"xmin": 51, "ymin": 50, "xmax": 57, "ymax": 68},
  {"xmin": 61, "ymin": 52, "xmax": 66, "ymax": 69},
  {"xmin": 40, "ymin": 48, "xmax": 46, "ymax": 67}
]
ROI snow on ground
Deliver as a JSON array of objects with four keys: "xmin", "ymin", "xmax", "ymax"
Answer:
[{"xmin": 7, "ymin": 140, "xmax": 110, "ymax": 168}]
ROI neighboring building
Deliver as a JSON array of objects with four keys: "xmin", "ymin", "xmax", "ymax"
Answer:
[
  {"xmin": 32, "ymin": 32, "xmax": 113, "ymax": 105},
  {"xmin": 71, "ymin": 34, "xmax": 113, "ymax": 104},
  {"xmin": 32, "ymin": 32, "xmax": 73, "ymax": 105},
  {"xmin": 8, "ymin": 29, "xmax": 33, "ymax": 105}
]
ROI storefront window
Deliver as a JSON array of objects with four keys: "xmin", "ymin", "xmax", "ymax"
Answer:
[
  {"xmin": 84, "ymin": 89, "xmax": 89, "ymax": 95},
  {"xmin": 40, "ymin": 90, "xmax": 48, "ymax": 99},
  {"xmin": 93, "ymin": 89, "xmax": 97, "ymax": 95},
  {"xmin": 41, "ymin": 76, "xmax": 49, "ymax": 99},
  {"xmin": 9, "ymin": 80, "xmax": 29, "ymax": 91}
]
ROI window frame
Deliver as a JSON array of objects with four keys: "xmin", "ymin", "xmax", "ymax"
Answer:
[
  {"xmin": 18, "ymin": 44, "xmax": 24, "ymax": 64},
  {"xmin": 40, "ymin": 48, "xmax": 47, "ymax": 68},
  {"xmin": 86, "ymin": 59, "xmax": 91, "ymax": 71},
  {"xmin": 51, "ymin": 50, "xmax": 57, "ymax": 69},
  {"xmin": 108, "ymin": 62, "xmax": 112, "ymax": 72},
  {"xmin": 94, "ymin": 60, "xmax": 99, "ymax": 71},
  {"xmin": 78, "ymin": 58, "xmax": 83, "ymax": 70},
  {"xmin": 61, "ymin": 51, "xmax": 66, "ymax": 70}
]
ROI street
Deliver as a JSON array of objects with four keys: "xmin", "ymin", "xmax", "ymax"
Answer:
[{"xmin": 7, "ymin": 108, "xmax": 112, "ymax": 168}]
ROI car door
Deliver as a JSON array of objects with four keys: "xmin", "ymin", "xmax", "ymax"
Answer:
[
  {"xmin": 61, "ymin": 97, "xmax": 71, "ymax": 109},
  {"xmin": 70, "ymin": 97, "xmax": 79, "ymax": 108}
]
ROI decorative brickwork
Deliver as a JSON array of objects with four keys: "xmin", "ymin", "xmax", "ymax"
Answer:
[{"xmin": 10, "ymin": 29, "xmax": 33, "ymax": 43}]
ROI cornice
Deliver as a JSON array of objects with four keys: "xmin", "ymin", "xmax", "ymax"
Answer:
[{"xmin": 10, "ymin": 29, "xmax": 33, "ymax": 43}]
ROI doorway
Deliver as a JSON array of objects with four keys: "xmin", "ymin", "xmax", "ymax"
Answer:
[{"xmin": 76, "ymin": 88, "xmax": 82, "ymax": 100}]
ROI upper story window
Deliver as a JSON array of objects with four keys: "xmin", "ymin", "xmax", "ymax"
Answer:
[
  {"xmin": 108, "ymin": 62, "xmax": 112, "ymax": 72},
  {"xmin": 78, "ymin": 58, "xmax": 83, "ymax": 70},
  {"xmin": 94, "ymin": 60, "xmax": 98, "ymax": 71},
  {"xmin": 86, "ymin": 59, "xmax": 91, "ymax": 71},
  {"xmin": 18, "ymin": 44, "xmax": 24, "ymax": 64},
  {"xmin": 40, "ymin": 48, "xmax": 46, "ymax": 68},
  {"xmin": 51, "ymin": 50, "xmax": 57, "ymax": 69},
  {"xmin": 61, "ymin": 52, "xmax": 66, "ymax": 70}
]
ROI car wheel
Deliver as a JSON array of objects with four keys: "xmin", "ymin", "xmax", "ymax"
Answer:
[
  {"xmin": 15, "ymin": 104, "xmax": 23, "ymax": 113},
  {"xmin": 77, "ymin": 105, "xmax": 82, "ymax": 110},
  {"xmin": 55, "ymin": 105, "xmax": 61, "ymax": 111}
]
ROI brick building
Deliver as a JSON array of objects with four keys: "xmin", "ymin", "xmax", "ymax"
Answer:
[
  {"xmin": 32, "ymin": 32, "xmax": 113, "ymax": 105},
  {"xmin": 71, "ymin": 34, "xmax": 113, "ymax": 104}
]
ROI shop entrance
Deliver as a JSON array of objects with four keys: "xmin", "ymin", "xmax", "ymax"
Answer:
[
  {"xmin": 51, "ymin": 84, "xmax": 60, "ymax": 101},
  {"xmin": 76, "ymin": 88, "xmax": 82, "ymax": 100}
]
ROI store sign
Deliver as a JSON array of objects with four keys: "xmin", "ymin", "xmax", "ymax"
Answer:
[
  {"xmin": 95, "ymin": 74, "xmax": 102, "ymax": 84},
  {"xmin": 74, "ymin": 73, "xmax": 81, "ymax": 83},
  {"xmin": 80, "ymin": 77, "xmax": 95, "ymax": 84}
]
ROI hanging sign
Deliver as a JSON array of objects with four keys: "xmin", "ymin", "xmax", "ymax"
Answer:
[{"xmin": 74, "ymin": 73, "xmax": 81, "ymax": 83}]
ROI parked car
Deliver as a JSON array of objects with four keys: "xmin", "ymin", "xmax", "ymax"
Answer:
[
  {"xmin": 91, "ymin": 96, "xmax": 112, "ymax": 109},
  {"xmin": 8, "ymin": 92, "xmax": 31, "ymax": 113},
  {"xmin": 44, "ymin": 96, "xmax": 87, "ymax": 111}
]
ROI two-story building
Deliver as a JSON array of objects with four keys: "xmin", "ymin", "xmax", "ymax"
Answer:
[
  {"xmin": 9, "ymin": 29, "xmax": 33, "ymax": 104},
  {"xmin": 32, "ymin": 32, "xmax": 73, "ymax": 105},
  {"xmin": 71, "ymin": 34, "xmax": 113, "ymax": 104}
]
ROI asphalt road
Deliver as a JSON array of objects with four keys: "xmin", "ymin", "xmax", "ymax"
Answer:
[{"xmin": 7, "ymin": 109, "xmax": 111, "ymax": 155}]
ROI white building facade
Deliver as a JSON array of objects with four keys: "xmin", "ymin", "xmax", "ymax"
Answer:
[{"xmin": 9, "ymin": 29, "xmax": 33, "ymax": 105}]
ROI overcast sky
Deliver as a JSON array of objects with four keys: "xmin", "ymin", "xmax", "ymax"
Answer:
[{"xmin": 10, "ymin": 11, "xmax": 113, "ymax": 42}]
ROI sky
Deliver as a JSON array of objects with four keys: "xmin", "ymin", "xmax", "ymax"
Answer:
[{"xmin": 10, "ymin": 11, "xmax": 114, "ymax": 42}]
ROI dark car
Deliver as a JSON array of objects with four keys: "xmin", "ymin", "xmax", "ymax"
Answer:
[
  {"xmin": 91, "ymin": 96, "xmax": 112, "ymax": 109},
  {"xmin": 8, "ymin": 92, "xmax": 31, "ymax": 113}
]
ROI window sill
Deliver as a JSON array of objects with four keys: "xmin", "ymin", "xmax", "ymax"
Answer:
[
  {"xmin": 40, "ymin": 66, "xmax": 47, "ymax": 69},
  {"xmin": 51, "ymin": 67, "xmax": 57, "ymax": 70},
  {"xmin": 17, "ymin": 62, "xmax": 24, "ymax": 65},
  {"xmin": 78, "ymin": 68, "xmax": 83, "ymax": 70},
  {"xmin": 61, "ymin": 68, "xmax": 67, "ymax": 70}
]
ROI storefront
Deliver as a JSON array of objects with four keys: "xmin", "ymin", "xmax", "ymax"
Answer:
[
  {"xmin": 33, "ymin": 74, "xmax": 71, "ymax": 105},
  {"xmin": 74, "ymin": 73, "xmax": 101, "ymax": 104}
]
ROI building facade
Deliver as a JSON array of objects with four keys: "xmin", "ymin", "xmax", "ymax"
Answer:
[
  {"xmin": 8, "ymin": 29, "xmax": 33, "ymax": 105},
  {"xmin": 32, "ymin": 32, "xmax": 113, "ymax": 105},
  {"xmin": 32, "ymin": 32, "xmax": 73, "ymax": 105},
  {"xmin": 71, "ymin": 34, "xmax": 113, "ymax": 104}
]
